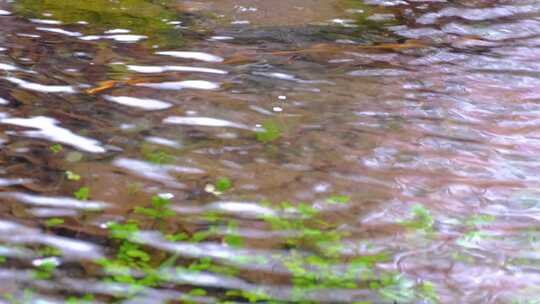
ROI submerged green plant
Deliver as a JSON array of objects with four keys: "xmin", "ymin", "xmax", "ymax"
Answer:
[
  {"xmin": 65, "ymin": 171, "xmax": 81, "ymax": 181},
  {"xmin": 465, "ymin": 214, "xmax": 496, "ymax": 227},
  {"xmin": 32, "ymin": 259, "xmax": 57, "ymax": 280},
  {"xmin": 215, "ymin": 177, "xmax": 232, "ymax": 192},
  {"xmin": 74, "ymin": 186, "xmax": 90, "ymax": 201},
  {"xmin": 66, "ymin": 294, "xmax": 94, "ymax": 304},
  {"xmin": 49, "ymin": 143, "xmax": 63, "ymax": 154},
  {"xmin": 89, "ymin": 191, "xmax": 439, "ymax": 303},
  {"xmin": 134, "ymin": 195, "xmax": 175, "ymax": 220},
  {"xmin": 45, "ymin": 218, "xmax": 64, "ymax": 227},
  {"xmin": 14, "ymin": 0, "xmax": 187, "ymax": 47},
  {"xmin": 3, "ymin": 289, "xmax": 35, "ymax": 304},
  {"xmin": 144, "ymin": 150, "xmax": 174, "ymax": 165},
  {"xmin": 256, "ymin": 121, "xmax": 282, "ymax": 143},
  {"xmin": 326, "ymin": 195, "xmax": 351, "ymax": 205},
  {"xmin": 400, "ymin": 204, "xmax": 434, "ymax": 233}
]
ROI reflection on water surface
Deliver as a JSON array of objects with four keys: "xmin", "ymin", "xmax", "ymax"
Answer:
[{"xmin": 0, "ymin": 0, "xmax": 539, "ymax": 303}]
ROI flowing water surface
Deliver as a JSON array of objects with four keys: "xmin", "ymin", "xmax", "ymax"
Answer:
[{"xmin": 0, "ymin": 0, "xmax": 539, "ymax": 303}]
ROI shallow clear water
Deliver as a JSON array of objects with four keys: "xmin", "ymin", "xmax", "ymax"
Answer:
[{"xmin": 0, "ymin": 0, "xmax": 539, "ymax": 303}]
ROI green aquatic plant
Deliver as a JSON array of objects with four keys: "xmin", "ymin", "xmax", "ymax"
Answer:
[
  {"xmin": 134, "ymin": 195, "xmax": 175, "ymax": 220},
  {"xmin": 400, "ymin": 204, "xmax": 434, "ymax": 233},
  {"xmin": 144, "ymin": 150, "xmax": 175, "ymax": 165},
  {"xmin": 3, "ymin": 289, "xmax": 35, "ymax": 304},
  {"xmin": 89, "ymin": 192, "xmax": 438, "ymax": 303},
  {"xmin": 37, "ymin": 246, "xmax": 62, "ymax": 258},
  {"xmin": 223, "ymin": 220, "xmax": 243, "ymax": 248},
  {"xmin": 14, "ymin": 0, "xmax": 187, "ymax": 47},
  {"xmin": 74, "ymin": 186, "xmax": 90, "ymax": 200},
  {"xmin": 66, "ymin": 294, "xmax": 94, "ymax": 304},
  {"xmin": 215, "ymin": 177, "xmax": 232, "ymax": 192},
  {"xmin": 256, "ymin": 120, "xmax": 282, "ymax": 143},
  {"xmin": 99, "ymin": 220, "xmax": 163, "ymax": 288},
  {"xmin": 49, "ymin": 143, "xmax": 63, "ymax": 154},
  {"xmin": 45, "ymin": 218, "xmax": 64, "ymax": 227},
  {"xmin": 455, "ymin": 214, "xmax": 497, "ymax": 249},
  {"xmin": 326, "ymin": 194, "xmax": 351, "ymax": 205},
  {"xmin": 465, "ymin": 214, "xmax": 496, "ymax": 227},
  {"xmin": 32, "ymin": 259, "xmax": 57, "ymax": 280},
  {"xmin": 65, "ymin": 171, "xmax": 81, "ymax": 181}
]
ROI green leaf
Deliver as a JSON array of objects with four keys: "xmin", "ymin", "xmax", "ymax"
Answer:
[
  {"xmin": 215, "ymin": 177, "xmax": 232, "ymax": 192},
  {"xmin": 151, "ymin": 195, "xmax": 170, "ymax": 209},
  {"xmin": 188, "ymin": 289, "xmax": 207, "ymax": 296},
  {"xmin": 65, "ymin": 170, "xmax": 81, "ymax": 181},
  {"xmin": 165, "ymin": 233, "xmax": 188, "ymax": 242},
  {"xmin": 66, "ymin": 294, "xmax": 94, "ymax": 304},
  {"xmin": 224, "ymin": 234, "xmax": 244, "ymax": 248},
  {"xmin": 74, "ymin": 186, "xmax": 90, "ymax": 200},
  {"xmin": 14, "ymin": 0, "xmax": 186, "ymax": 48},
  {"xmin": 126, "ymin": 248, "xmax": 151, "ymax": 262},
  {"xmin": 326, "ymin": 195, "xmax": 351, "ymax": 205},
  {"xmin": 49, "ymin": 143, "xmax": 63, "ymax": 153},
  {"xmin": 256, "ymin": 121, "xmax": 282, "ymax": 143},
  {"xmin": 465, "ymin": 214, "xmax": 496, "ymax": 227},
  {"xmin": 108, "ymin": 221, "xmax": 140, "ymax": 239},
  {"xmin": 45, "ymin": 218, "xmax": 64, "ymax": 227},
  {"xmin": 145, "ymin": 150, "xmax": 174, "ymax": 164},
  {"xmin": 400, "ymin": 204, "xmax": 434, "ymax": 232}
]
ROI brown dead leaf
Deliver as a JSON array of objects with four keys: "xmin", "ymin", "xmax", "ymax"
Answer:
[{"xmin": 85, "ymin": 80, "xmax": 118, "ymax": 95}]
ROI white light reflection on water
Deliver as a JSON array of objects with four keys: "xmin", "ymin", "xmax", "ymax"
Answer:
[
  {"xmin": 163, "ymin": 116, "xmax": 252, "ymax": 130},
  {"xmin": 0, "ymin": 220, "xmax": 103, "ymax": 260},
  {"xmin": 4, "ymin": 77, "xmax": 76, "ymax": 93},
  {"xmin": 104, "ymin": 95, "xmax": 172, "ymax": 110},
  {"xmin": 156, "ymin": 51, "xmax": 224, "ymax": 62},
  {"xmin": 0, "ymin": 192, "xmax": 109, "ymax": 210},
  {"xmin": 136, "ymin": 80, "xmax": 220, "ymax": 91},
  {"xmin": 127, "ymin": 64, "xmax": 227, "ymax": 74},
  {"xmin": 0, "ymin": 116, "xmax": 106, "ymax": 153},
  {"xmin": 112, "ymin": 157, "xmax": 204, "ymax": 188}
]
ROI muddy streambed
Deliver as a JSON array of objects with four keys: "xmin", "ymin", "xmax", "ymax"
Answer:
[{"xmin": 0, "ymin": 0, "xmax": 538, "ymax": 303}]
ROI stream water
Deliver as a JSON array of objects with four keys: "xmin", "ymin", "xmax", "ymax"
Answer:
[{"xmin": 0, "ymin": 0, "xmax": 539, "ymax": 303}]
